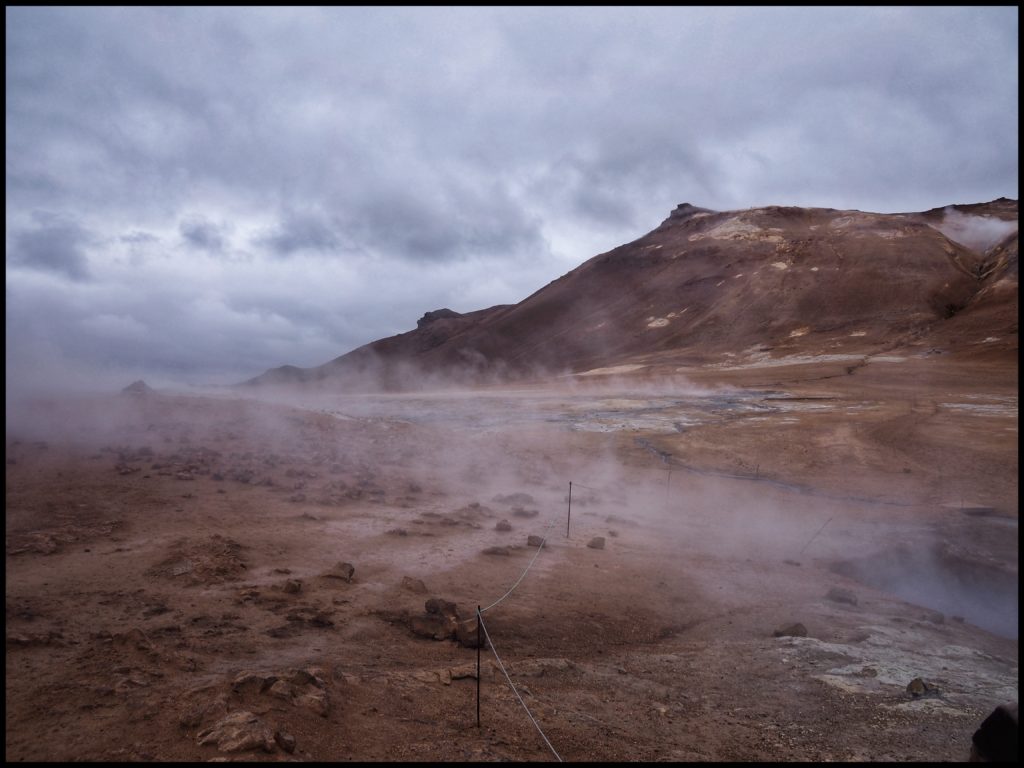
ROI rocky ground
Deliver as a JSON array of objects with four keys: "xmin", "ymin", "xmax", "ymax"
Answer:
[{"xmin": 5, "ymin": 352, "xmax": 1017, "ymax": 761}]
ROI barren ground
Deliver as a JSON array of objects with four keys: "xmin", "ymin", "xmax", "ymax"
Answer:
[{"xmin": 5, "ymin": 354, "xmax": 1018, "ymax": 761}]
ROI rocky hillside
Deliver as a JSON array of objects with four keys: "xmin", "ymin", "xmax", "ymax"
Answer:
[{"xmin": 243, "ymin": 198, "xmax": 1017, "ymax": 389}]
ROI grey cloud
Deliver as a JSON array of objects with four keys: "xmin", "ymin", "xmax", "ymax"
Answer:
[
  {"xmin": 256, "ymin": 211, "xmax": 344, "ymax": 257},
  {"xmin": 180, "ymin": 218, "xmax": 227, "ymax": 252},
  {"xmin": 9, "ymin": 212, "xmax": 93, "ymax": 280},
  {"xmin": 4, "ymin": 6, "xmax": 1018, "ymax": 388}
]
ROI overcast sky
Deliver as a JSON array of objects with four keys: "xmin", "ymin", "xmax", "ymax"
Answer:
[{"xmin": 5, "ymin": 6, "xmax": 1019, "ymax": 392}]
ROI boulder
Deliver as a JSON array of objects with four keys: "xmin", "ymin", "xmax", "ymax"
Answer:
[
  {"xmin": 196, "ymin": 711, "xmax": 275, "ymax": 753},
  {"xmin": 274, "ymin": 731, "xmax": 296, "ymax": 754},
  {"xmin": 906, "ymin": 677, "xmax": 940, "ymax": 698},
  {"xmin": 483, "ymin": 546, "xmax": 510, "ymax": 556},
  {"xmin": 410, "ymin": 613, "xmax": 458, "ymax": 641},
  {"xmin": 970, "ymin": 702, "xmax": 1018, "ymax": 762},
  {"xmin": 587, "ymin": 537, "xmax": 606, "ymax": 550},
  {"xmin": 401, "ymin": 576, "xmax": 428, "ymax": 594},
  {"xmin": 322, "ymin": 562, "xmax": 355, "ymax": 582},
  {"xmin": 773, "ymin": 622, "xmax": 808, "ymax": 638},
  {"xmin": 527, "ymin": 535, "xmax": 546, "ymax": 548},
  {"xmin": 495, "ymin": 520, "xmax": 512, "ymax": 532}
]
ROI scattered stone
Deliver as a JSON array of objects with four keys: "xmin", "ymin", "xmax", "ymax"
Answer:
[
  {"xmin": 410, "ymin": 613, "xmax": 457, "ymax": 641},
  {"xmin": 455, "ymin": 615, "xmax": 480, "ymax": 649},
  {"xmin": 825, "ymin": 586, "xmax": 858, "ymax": 606},
  {"xmin": 423, "ymin": 597, "xmax": 454, "ymax": 615},
  {"xmin": 527, "ymin": 535, "xmax": 546, "ymax": 548},
  {"xmin": 783, "ymin": 559, "xmax": 801, "ymax": 567},
  {"xmin": 450, "ymin": 664, "xmax": 478, "ymax": 680},
  {"xmin": 773, "ymin": 622, "xmax": 808, "ymax": 638},
  {"xmin": 401, "ymin": 576, "xmax": 428, "ymax": 594},
  {"xmin": 321, "ymin": 562, "xmax": 355, "ymax": 582},
  {"xmin": 906, "ymin": 677, "xmax": 941, "ymax": 698},
  {"xmin": 483, "ymin": 546, "xmax": 510, "ymax": 556},
  {"xmin": 495, "ymin": 520, "xmax": 512, "ymax": 532},
  {"xmin": 608, "ymin": 530, "xmax": 619, "ymax": 538},
  {"xmin": 196, "ymin": 711, "xmax": 275, "ymax": 753},
  {"xmin": 283, "ymin": 579, "xmax": 302, "ymax": 594},
  {"xmin": 274, "ymin": 732, "xmax": 296, "ymax": 754},
  {"xmin": 410, "ymin": 598, "xmax": 481, "ymax": 648},
  {"xmin": 295, "ymin": 690, "xmax": 329, "ymax": 717},
  {"xmin": 923, "ymin": 610, "xmax": 945, "ymax": 624},
  {"xmin": 511, "ymin": 507, "xmax": 539, "ymax": 518},
  {"xmin": 267, "ymin": 680, "xmax": 295, "ymax": 700},
  {"xmin": 587, "ymin": 536, "xmax": 606, "ymax": 550},
  {"xmin": 387, "ymin": 528, "xmax": 408, "ymax": 536},
  {"xmin": 952, "ymin": 615, "xmax": 965, "ymax": 623},
  {"xmin": 231, "ymin": 672, "xmax": 276, "ymax": 694}
]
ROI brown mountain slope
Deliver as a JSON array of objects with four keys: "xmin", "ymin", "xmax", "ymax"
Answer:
[{"xmin": 243, "ymin": 199, "xmax": 1017, "ymax": 389}]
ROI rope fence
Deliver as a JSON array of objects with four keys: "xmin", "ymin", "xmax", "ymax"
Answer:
[{"xmin": 479, "ymin": 613, "xmax": 564, "ymax": 762}]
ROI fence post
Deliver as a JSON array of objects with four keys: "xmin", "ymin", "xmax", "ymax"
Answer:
[
  {"xmin": 476, "ymin": 605, "xmax": 481, "ymax": 728},
  {"xmin": 567, "ymin": 481, "xmax": 572, "ymax": 538}
]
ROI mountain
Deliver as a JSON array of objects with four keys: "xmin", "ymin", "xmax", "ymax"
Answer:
[{"xmin": 242, "ymin": 198, "xmax": 1018, "ymax": 389}]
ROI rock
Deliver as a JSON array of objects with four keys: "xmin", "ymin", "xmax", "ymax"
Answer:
[
  {"xmin": 923, "ymin": 610, "xmax": 945, "ymax": 624},
  {"xmin": 455, "ymin": 614, "xmax": 481, "ymax": 649},
  {"xmin": 511, "ymin": 507, "xmax": 539, "ymax": 518},
  {"xmin": 283, "ymin": 579, "xmax": 302, "ymax": 594},
  {"xmin": 825, "ymin": 586, "xmax": 858, "ymax": 606},
  {"xmin": 274, "ymin": 731, "xmax": 296, "ymax": 754},
  {"xmin": 483, "ymin": 546, "xmax": 510, "ymax": 556},
  {"xmin": 970, "ymin": 702, "xmax": 1018, "ymax": 762},
  {"xmin": 401, "ymin": 576, "xmax": 428, "ymax": 594},
  {"xmin": 410, "ymin": 613, "xmax": 457, "ymax": 641},
  {"xmin": 495, "ymin": 520, "xmax": 512, "ymax": 532},
  {"xmin": 783, "ymin": 559, "xmax": 801, "ymax": 567},
  {"xmin": 196, "ymin": 711, "xmax": 275, "ymax": 753},
  {"xmin": 416, "ymin": 308, "xmax": 462, "ymax": 328},
  {"xmin": 425, "ymin": 598, "xmax": 458, "ymax": 617},
  {"xmin": 587, "ymin": 537, "xmax": 606, "ymax": 550},
  {"xmin": 450, "ymin": 664, "xmax": 478, "ymax": 680},
  {"xmin": 267, "ymin": 680, "xmax": 295, "ymax": 700},
  {"xmin": 287, "ymin": 667, "xmax": 328, "ymax": 688},
  {"xmin": 295, "ymin": 690, "xmax": 329, "ymax": 717},
  {"xmin": 906, "ymin": 677, "xmax": 940, "ymax": 698},
  {"xmin": 231, "ymin": 672, "xmax": 275, "ymax": 694},
  {"xmin": 527, "ymin": 535, "xmax": 546, "ymax": 548},
  {"xmin": 179, "ymin": 696, "xmax": 228, "ymax": 729},
  {"xmin": 322, "ymin": 562, "xmax": 355, "ymax": 582},
  {"xmin": 773, "ymin": 622, "xmax": 808, "ymax": 638}
]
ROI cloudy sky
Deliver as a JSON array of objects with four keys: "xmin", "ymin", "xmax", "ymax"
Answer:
[{"xmin": 5, "ymin": 6, "xmax": 1018, "ymax": 392}]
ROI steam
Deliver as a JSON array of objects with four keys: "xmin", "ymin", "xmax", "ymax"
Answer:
[{"xmin": 933, "ymin": 208, "xmax": 1018, "ymax": 253}]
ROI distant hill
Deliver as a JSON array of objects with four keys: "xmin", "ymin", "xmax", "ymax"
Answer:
[{"xmin": 242, "ymin": 198, "xmax": 1017, "ymax": 390}]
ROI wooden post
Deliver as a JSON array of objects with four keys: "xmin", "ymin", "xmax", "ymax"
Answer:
[
  {"xmin": 476, "ymin": 606, "xmax": 481, "ymax": 727},
  {"xmin": 567, "ymin": 481, "xmax": 572, "ymax": 538}
]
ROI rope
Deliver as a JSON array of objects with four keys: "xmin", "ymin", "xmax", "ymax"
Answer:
[
  {"xmin": 479, "ymin": 614, "xmax": 563, "ymax": 762},
  {"xmin": 571, "ymin": 482, "xmax": 603, "ymax": 492},
  {"xmin": 477, "ymin": 513, "xmax": 558, "ymax": 615}
]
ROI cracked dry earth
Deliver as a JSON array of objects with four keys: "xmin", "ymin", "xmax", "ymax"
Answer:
[{"xmin": 5, "ymin": 356, "xmax": 1018, "ymax": 761}]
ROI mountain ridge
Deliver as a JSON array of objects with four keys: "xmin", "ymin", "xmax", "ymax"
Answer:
[{"xmin": 242, "ymin": 198, "xmax": 1018, "ymax": 390}]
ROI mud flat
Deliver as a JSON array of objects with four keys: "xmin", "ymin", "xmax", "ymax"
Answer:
[{"xmin": 5, "ymin": 355, "xmax": 1017, "ymax": 761}]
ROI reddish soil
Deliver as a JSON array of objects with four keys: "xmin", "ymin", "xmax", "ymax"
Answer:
[{"xmin": 5, "ymin": 353, "xmax": 1017, "ymax": 761}]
